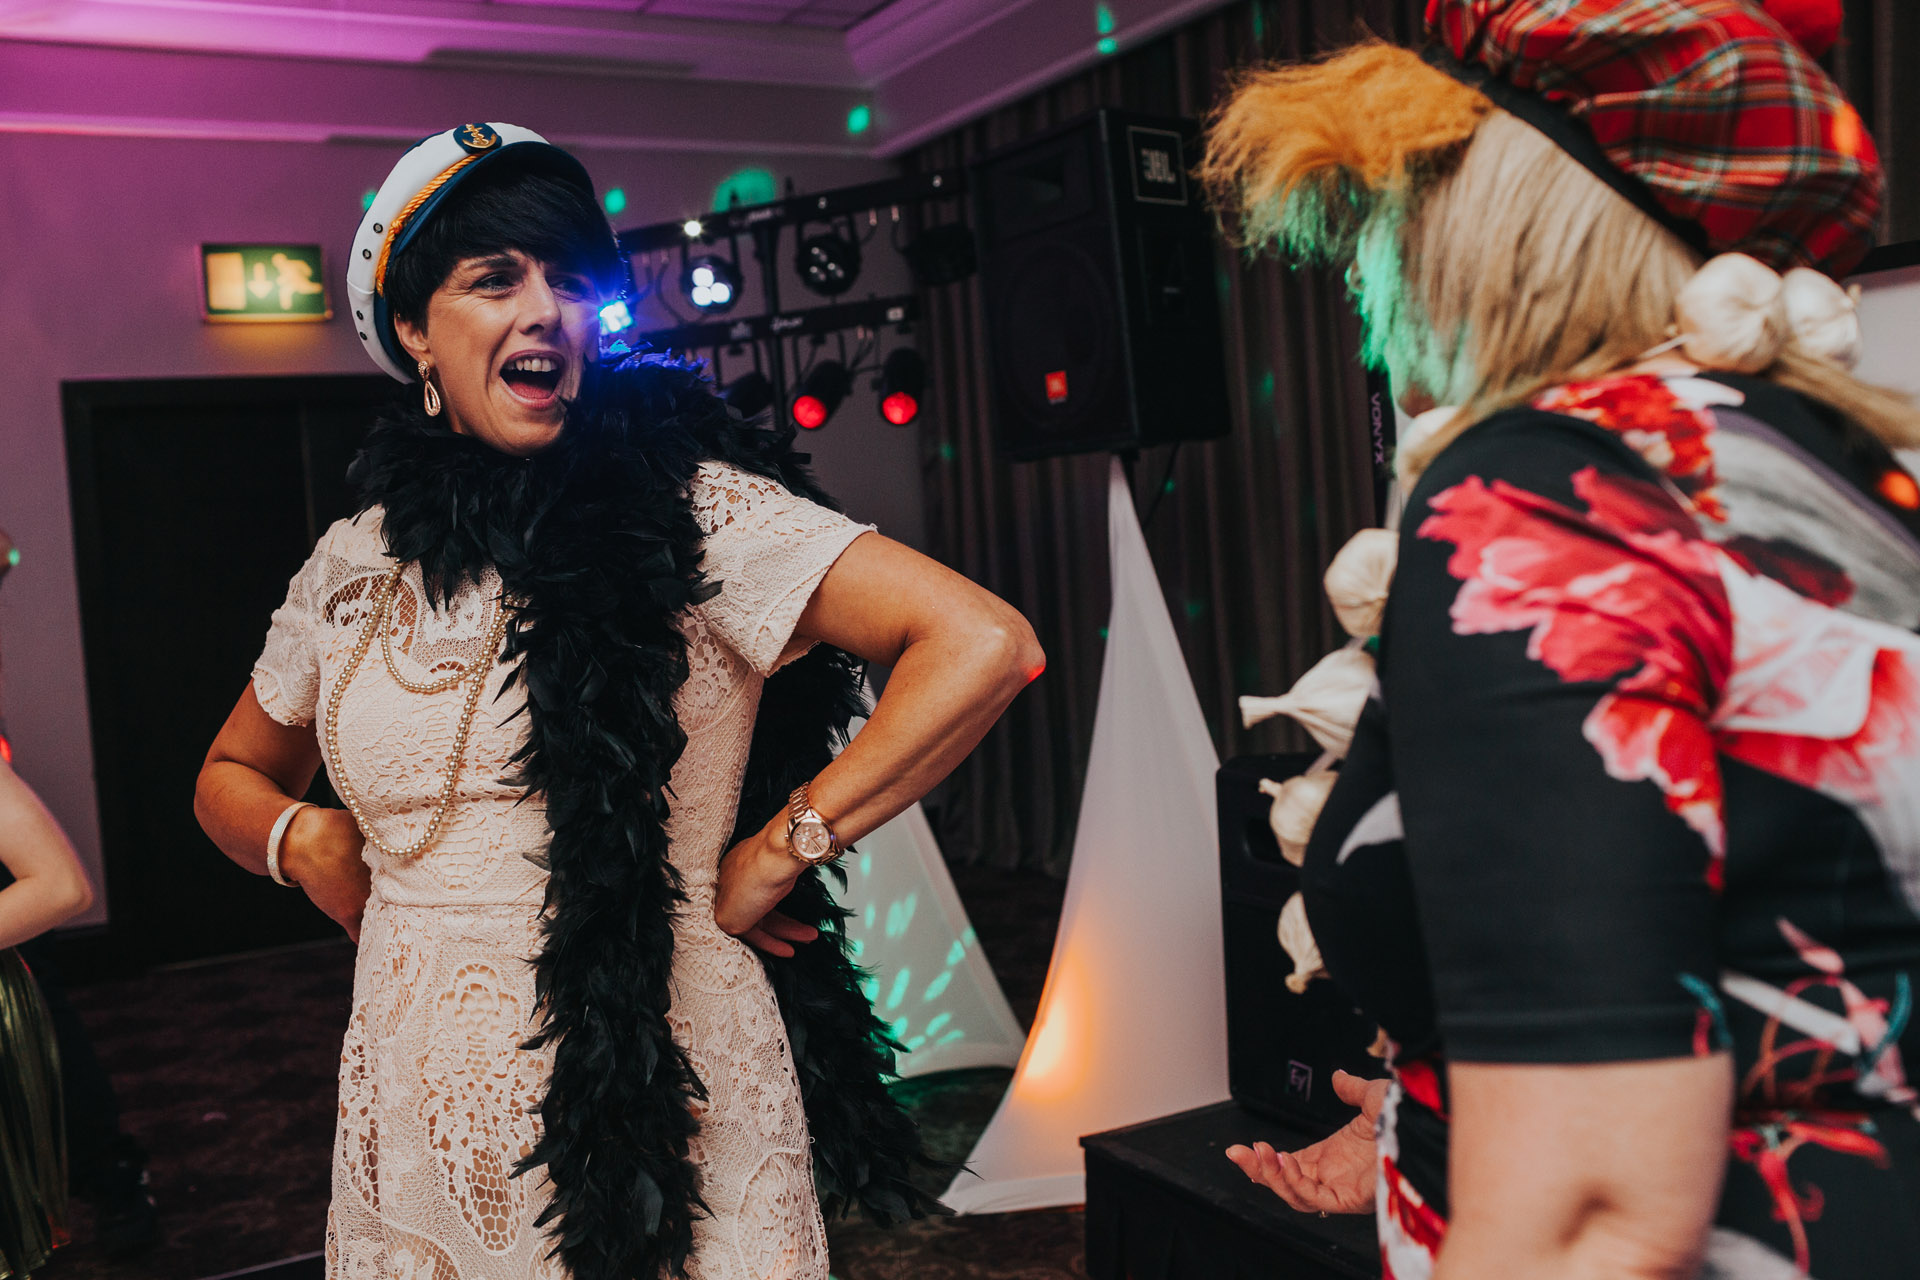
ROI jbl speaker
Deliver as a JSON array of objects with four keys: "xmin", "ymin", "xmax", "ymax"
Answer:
[
  {"xmin": 1218, "ymin": 754, "xmax": 1384, "ymax": 1133},
  {"xmin": 973, "ymin": 108, "xmax": 1232, "ymax": 461}
]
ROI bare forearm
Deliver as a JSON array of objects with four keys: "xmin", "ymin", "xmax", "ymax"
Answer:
[
  {"xmin": 194, "ymin": 758, "xmax": 313, "ymax": 876},
  {"xmin": 0, "ymin": 763, "xmax": 94, "ymax": 946},
  {"xmin": 1437, "ymin": 1058, "xmax": 1731, "ymax": 1280},
  {"xmin": 0, "ymin": 878, "xmax": 91, "ymax": 949},
  {"xmin": 808, "ymin": 623, "xmax": 1040, "ymax": 844},
  {"xmin": 1435, "ymin": 1209, "xmax": 1709, "ymax": 1280}
]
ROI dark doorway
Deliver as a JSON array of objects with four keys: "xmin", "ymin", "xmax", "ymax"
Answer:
[{"xmin": 64, "ymin": 375, "xmax": 398, "ymax": 970}]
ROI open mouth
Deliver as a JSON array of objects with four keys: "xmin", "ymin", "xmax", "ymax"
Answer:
[{"xmin": 499, "ymin": 353, "xmax": 567, "ymax": 406}]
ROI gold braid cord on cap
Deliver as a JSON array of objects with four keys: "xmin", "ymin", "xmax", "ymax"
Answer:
[{"xmin": 374, "ymin": 154, "xmax": 481, "ymax": 297}]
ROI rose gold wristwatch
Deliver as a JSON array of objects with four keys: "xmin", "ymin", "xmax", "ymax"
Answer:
[{"xmin": 784, "ymin": 783, "xmax": 845, "ymax": 867}]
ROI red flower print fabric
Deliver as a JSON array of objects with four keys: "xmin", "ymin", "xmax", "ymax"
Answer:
[
  {"xmin": 1419, "ymin": 466, "xmax": 1733, "ymax": 866},
  {"xmin": 1297, "ymin": 375, "xmax": 1920, "ymax": 1279}
]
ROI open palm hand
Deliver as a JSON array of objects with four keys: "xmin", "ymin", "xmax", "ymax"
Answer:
[{"xmin": 1225, "ymin": 1069, "xmax": 1390, "ymax": 1215}]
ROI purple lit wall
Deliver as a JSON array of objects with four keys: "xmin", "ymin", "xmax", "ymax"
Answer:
[{"xmin": 0, "ymin": 41, "xmax": 917, "ymax": 924}]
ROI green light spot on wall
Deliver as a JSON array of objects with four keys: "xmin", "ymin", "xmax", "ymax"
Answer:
[
  {"xmin": 945, "ymin": 939, "xmax": 966, "ymax": 967},
  {"xmin": 864, "ymin": 903, "xmax": 876, "ymax": 929},
  {"xmin": 1098, "ymin": 625, "xmax": 1110, "ymax": 640},
  {"xmin": 1097, "ymin": 36, "xmax": 1118, "ymax": 55},
  {"xmin": 923, "ymin": 971, "xmax": 952, "ymax": 1003},
  {"xmin": 1185, "ymin": 599, "xmax": 1205, "ymax": 619},
  {"xmin": 712, "ymin": 167, "xmax": 778, "ymax": 212},
  {"xmin": 847, "ymin": 103, "xmax": 873, "ymax": 135},
  {"xmin": 889, "ymin": 1016, "xmax": 910, "ymax": 1040},
  {"xmin": 937, "ymin": 441, "xmax": 957, "ymax": 463},
  {"xmin": 603, "ymin": 187, "xmax": 627, "ymax": 216},
  {"xmin": 884, "ymin": 892, "xmax": 918, "ymax": 939},
  {"xmin": 886, "ymin": 970, "xmax": 912, "ymax": 1011},
  {"xmin": 925, "ymin": 1012, "xmax": 952, "ymax": 1037},
  {"xmin": 849, "ymin": 938, "xmax": 864, "ymax": 960},
  {"xmin": 860, "ymin": 976, "xmax": 879, "ymax": 1004},
  {"xmin": 905, "ymin": 1035, "xmax": 927, "ymax": 1052},
  {"xmin": 1257, "ymin": 370, "xmax": 1275, "ymax": 403},
  {"xmin": 1162, "ymin": 476, "xmax": 1176, "ymax": 495},
  {"xmin": 361, "ymin": 189, "xmax": 377, "ymax": 212},
  {"xmin": 858, "ymin": 851, "xmax": 872, "ymax": 878},
  {"xmin": 936, "ymin": 1029, "xmax": 966, "ymax": 1046},
  {"xmin": 961, "ymin": 926, "xmax": 977, "ymax": 945},
  {"xmin": 1095, "ymin": 2, "xmax": 1116, "ymax": 34},
  {"xmin": 4, "ymin": 548, "xmax": 17, "ymax": 568}
]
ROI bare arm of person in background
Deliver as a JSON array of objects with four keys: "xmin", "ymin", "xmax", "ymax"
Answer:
[
  {"xmin": 0, "ymin": 757, "xmax": 96, "ymax": 949},
  {"xmin": 194, "ymin": 693, "xmax": 370, "ymax": 942}
]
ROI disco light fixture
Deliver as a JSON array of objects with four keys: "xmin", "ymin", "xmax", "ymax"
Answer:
[
  {"xmin": 797, "ymin": 225, "xmax": 862, "ymax": 298},
  {"xmin": 682, "ymin": 255, "xmax": 741, "ymax": 312},
  {"xmin": 721, "ymin": 371, "xmax": 775, "ymax": 421},
  {"xmin": 791, "ymin": 360, "xmax": 852, "ymax": 430},
  {"xmin": 879, "ymin": 348, "xmax": 926, "ymax": 426}
]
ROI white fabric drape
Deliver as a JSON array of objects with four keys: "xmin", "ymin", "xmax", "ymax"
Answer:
[{"xmin": 942, "ymin": 457, "xmax": 1230, "ymax": 1213}]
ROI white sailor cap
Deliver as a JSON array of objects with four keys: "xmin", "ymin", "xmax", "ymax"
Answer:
[{"xmin": 347, "ymin": 122, "xmax": 600, "ymax": 383}]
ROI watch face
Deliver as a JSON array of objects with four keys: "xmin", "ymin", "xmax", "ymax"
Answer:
[{"xmin": 793, "ymin": 819, "xmax": 834, "ymax": 861}]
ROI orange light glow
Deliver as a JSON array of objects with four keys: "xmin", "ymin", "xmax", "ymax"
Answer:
[
  {"xmin": 1015, "ymin": 958, "xmax": 1090, "ymax": 1101},
  {"xmin": 1877, "ymin": 468, "xmax": 1920, "ymax": 510}
]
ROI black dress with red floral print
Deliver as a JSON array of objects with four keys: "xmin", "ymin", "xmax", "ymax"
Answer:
[{"xmin": 1301, "ymin": 373, "xmax": 1920, "ymax": 1280}]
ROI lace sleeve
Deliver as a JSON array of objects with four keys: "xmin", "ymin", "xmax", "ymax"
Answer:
[
  {"xmin": 251, "ymin": 536, "xmax": 330, "ymax": 728},
  {"xmin": 689, "ymin": 462, "xmax": 873, "ymax": 677}
]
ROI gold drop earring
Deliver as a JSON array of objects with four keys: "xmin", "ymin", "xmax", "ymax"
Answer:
[{"xmin": 418, "ymin": 360, "xmax": 442, "ymax": 417}]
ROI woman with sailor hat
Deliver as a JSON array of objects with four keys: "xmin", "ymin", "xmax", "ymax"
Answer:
[{"xmin": 193, "ymin": 122, "xmax": 1042, "ymax": 1280}]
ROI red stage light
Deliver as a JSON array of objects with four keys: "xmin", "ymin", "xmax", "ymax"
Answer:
[
  {"xmin": 793, "ymin": 395, "xmax": 830, "ymax": 430},
  {"xmin": 881, "ymin": 391, "xmax": 919, "ymax": 426}
]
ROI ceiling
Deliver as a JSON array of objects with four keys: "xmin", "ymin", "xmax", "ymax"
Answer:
[
  {"xmin": 0, "ymin": 0, "xmax": 1237, "ymax": 156},
  {"xmin": 501, "ymin": 0, "xmax": 897, "ymax": 29}
]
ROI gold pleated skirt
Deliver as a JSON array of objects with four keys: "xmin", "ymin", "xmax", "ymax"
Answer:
[{"xmin": 0, "ymin": 948, "xmax": 65, "ymax": 1279}]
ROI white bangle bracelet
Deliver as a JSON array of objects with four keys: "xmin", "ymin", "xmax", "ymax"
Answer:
[{"xmin": 267, "ymin": 801, "xmax": 315, "ymax": 887}]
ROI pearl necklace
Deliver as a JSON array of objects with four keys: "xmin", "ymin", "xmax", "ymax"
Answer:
[{"xmin": 323, "ymin": 563, "xmax": 511, "ymax": 861}]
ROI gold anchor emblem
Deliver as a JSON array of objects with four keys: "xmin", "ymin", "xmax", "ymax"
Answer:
[{"xmin": 458, "ymin": 123, "xmax": 499, "ymax": 152}]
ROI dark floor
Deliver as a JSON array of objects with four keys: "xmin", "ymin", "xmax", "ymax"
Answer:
[{"xmin": 44, "ymin": 865, "xmax": 1077, "ymax": 1280}]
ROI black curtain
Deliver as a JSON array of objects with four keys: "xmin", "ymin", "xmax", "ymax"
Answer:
[{"xmin": 910, "ymin": 0, "xmax": 1918, "ymax": 876}]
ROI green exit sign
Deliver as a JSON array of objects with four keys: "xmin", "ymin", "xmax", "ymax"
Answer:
[{"xmin": 202, "ymin": 244, "xmax": 331, "ymax": 323}]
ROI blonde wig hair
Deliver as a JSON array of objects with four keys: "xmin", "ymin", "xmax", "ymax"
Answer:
[{"xmin": 1202, "ymin": 43, "xmax": 1920, "ymax": 474}]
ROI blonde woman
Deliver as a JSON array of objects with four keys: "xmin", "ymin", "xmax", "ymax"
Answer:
[{"xmin": 1204, "ymin": 3, "xmax": 1920, "ymax": 1277}]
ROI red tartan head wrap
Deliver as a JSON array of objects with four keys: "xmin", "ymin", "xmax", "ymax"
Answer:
[{"xmin": 1426, "ymin": 0, "xmax": 1881, "ymax": 275}]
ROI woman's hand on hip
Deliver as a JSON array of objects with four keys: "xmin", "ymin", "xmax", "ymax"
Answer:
[
  {"xmin": 279, "ymin": 806, "xmax": 373, "ymax": 943},
  {"xmin": 715, "ymin": 820, "xmax": 820, "ymax": 958},
  {"xmin": 1226, "ymin": 1069, "xmax": 1388, "ymax": 1214}
]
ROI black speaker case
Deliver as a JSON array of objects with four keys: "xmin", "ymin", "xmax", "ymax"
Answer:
[
  {"xmin": 1218, "ymin": 754, "xmax": 1386, "ymax": 1134},
  {"xmin": 973, "ymin": 107, "xmax": 1233, "ymax": 462}
]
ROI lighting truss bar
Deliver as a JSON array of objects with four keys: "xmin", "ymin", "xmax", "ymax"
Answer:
[
  {"xmin": 617, "ymin": 170, "xmax": 966, "ymax": 254},
  {"xmin": 631, "ymin": 294, "xmax": 919, "ymax": 353}
]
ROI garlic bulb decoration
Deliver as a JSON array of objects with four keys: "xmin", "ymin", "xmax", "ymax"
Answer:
[
  {"xmin": 1240, "ymin": 647, "xmax": 1375, "ymax": 757},
  {"xmin": 1258, "ymin": 771, "xmax": 1338, "ymax": 867},
  {"xmin": 1782, "ymin": 267, "xmax": 1862, "ymax": 369},
  {"xmin": 1394, "ymin": 405, "xmax": 1460, "ymax": 489},
  {"xmin": 1673, "ymin": 253, "xmax": 1791, "ymax": 374},
  {"xmin": 1324, "ymin": 528, "xmax": 1398, "ymax": 639},
  {"xmin": 1278, "ymin": 892, "xmax": 1327, "ymax": 994}
]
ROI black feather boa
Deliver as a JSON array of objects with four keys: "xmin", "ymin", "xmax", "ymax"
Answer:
[{"xmin": 345, "ymin": 352, "xmax": 943, "ymax": 1279}]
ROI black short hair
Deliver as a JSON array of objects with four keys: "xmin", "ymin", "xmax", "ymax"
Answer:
[{"xmin": 385, "ymin": 157, "xmax": 626, "ymax": 328}]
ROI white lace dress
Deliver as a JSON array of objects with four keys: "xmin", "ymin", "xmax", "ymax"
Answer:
[{"xmin": 251, "ymin": 462, "xmax": 872, "ymax": 1280}]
